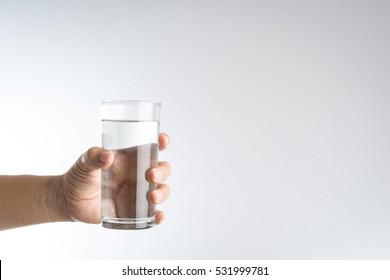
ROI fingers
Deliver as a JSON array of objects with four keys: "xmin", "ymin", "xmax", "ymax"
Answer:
[
  {"xmin": 78, "ymin": 147, "xmax": 115, "ymax": 173},
  {"xmin": 147, "ymin": 161, "xmax": 171, "ymax": 183},
  {"xmin": 155, "ymin": 210, "xmax": 165, "ymax": 224},
  {"xmin": 151, "ymin": 184, "xmax": 170, "ymax": 204},
  {"xmin": 159, "ymin": 133, "xmax": 170, "ymax": 151},
  {"xmin": 151, "ymin": 134, "xmax": 171, "ymax": 225}
]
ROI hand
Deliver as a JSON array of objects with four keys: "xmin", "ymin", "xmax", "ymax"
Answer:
[{"xmin": 58, "ymin": 133, "xmax": 171, "ymax": 224}]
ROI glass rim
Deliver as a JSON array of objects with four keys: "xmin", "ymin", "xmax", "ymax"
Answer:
[{"xmin": 101, "ymin": 100, "xmax": 161, "ymax": 106}]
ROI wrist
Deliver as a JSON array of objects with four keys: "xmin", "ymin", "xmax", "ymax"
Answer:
[{"xmin": 46, "ymin": 175, "xmax": 73, "ymax": 223}]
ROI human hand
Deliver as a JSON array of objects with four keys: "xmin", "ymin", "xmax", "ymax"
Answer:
[{"xmin": 58, "ymin": 133, "xmax": 171, "ymax": 225}]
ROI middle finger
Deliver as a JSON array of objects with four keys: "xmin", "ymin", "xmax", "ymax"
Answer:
[{"xmin": 147, "ymin": 161, "xmax": 171, "ymax": 183}]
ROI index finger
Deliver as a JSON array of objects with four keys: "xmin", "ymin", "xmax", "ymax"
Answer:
[{"xmin": 159, "ymin": 133, "xmax": 170, "ymax": 151}]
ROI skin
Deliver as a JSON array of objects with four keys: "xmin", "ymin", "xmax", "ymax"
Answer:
[{"xmin": 0, "ymin": 133, "xmax": 171, "ymax": 231}]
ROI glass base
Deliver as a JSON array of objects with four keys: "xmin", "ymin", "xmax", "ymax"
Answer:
[{"xmin": 102, "ymin": 217, "xmax": 155, "ymax": 230}]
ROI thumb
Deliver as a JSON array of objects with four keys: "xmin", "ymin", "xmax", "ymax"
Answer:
[{"xmin": 77, "ymin": 147, "xmax": 114, "ymax": 172}]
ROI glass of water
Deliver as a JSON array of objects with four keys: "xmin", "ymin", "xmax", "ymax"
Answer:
[{"xmin": 100, "ymin": 100, "xmax": 161, "ymax": 230}]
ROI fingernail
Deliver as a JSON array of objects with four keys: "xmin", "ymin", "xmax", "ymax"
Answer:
[
  {"xmin": 98, "ymin": 151, "xmax": 110, "ymax": 163},
  {"xmin": 159, "ymin": 215, "xmax": 165, "ymax": 224},
  {"xmin": 152, "ymin": 169, "xmax": 162, "ymax": 182},
  {"xmin": 155, "ymin": 190, "xmax": 164, "ymax": 203},
  {"xmin": 165, "ymin": 136, "xmax": 170, "ymax": 146}
]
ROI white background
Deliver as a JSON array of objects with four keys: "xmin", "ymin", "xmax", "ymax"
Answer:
[{"xmin": 0, "ymin": 0, "xmax": 389, "ymax": 259}]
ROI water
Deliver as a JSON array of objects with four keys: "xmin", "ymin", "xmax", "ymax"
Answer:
[{"xmin": 101, "ymin": 120, "xmax": 159, "ymax": 230}]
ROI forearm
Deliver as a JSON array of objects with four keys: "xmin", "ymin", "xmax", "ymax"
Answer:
[{"xmin": 0, "ymin": 175, "xmax": 71, "ymax": 230}]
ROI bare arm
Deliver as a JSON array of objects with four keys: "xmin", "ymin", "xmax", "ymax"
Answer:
[{"xmin": 0, "ymin": 175, "xmax": 69, "ymax": 230}]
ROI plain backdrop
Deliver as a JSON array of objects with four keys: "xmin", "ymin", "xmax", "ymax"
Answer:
[{"xmin": 0, "ymin": 0, "xmax": 389, "ymax": 259}]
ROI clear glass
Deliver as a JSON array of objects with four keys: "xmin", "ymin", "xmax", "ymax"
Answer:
[{"xmin": 101, "ymin": 100, "xmax": 161, "ymax": 230}]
